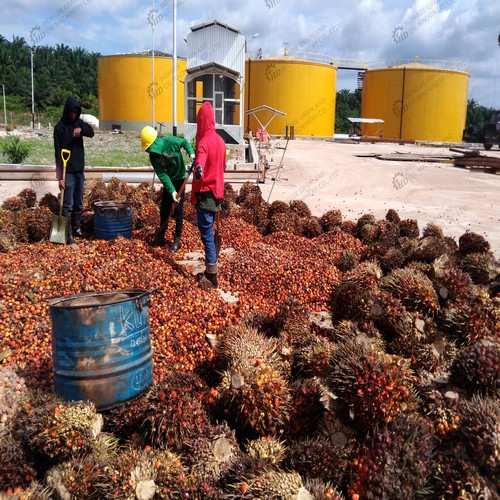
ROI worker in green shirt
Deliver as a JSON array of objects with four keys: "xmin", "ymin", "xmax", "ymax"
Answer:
[{"xmin": 140, "ymin": 126, "xmax": 195, "ymax": 252}]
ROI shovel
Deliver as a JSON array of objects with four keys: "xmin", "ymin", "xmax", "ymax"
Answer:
[
  {"xmin": 49, "ymin": 149, "xmax": 71, "ymax": 244},
  {"xmin": 153, "ymin": 162, "xmax": 194, "ymax": 242},
  {"xmin": 215, "ymin": 211, "xmax": 222, "ymax": 257}
]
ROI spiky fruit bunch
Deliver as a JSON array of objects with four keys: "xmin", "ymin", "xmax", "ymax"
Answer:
[
  {"xmin": 18, "ymin": 188, "xmax": 37, "ymax": 208},
  {"xmin": 348, "ymin": 415, "xmax": 434, "ymax": 499},
  {"xmin": 430, "ymin": 446, "xmax": 492, "ymax": 499},
  {"xmin": 229, "ymin": 469, "xmax": 308, "ymax": 499},
  {"xmin": 409, "ymin": 236, "xmax": 449, "ymax": 263},
  {"xmin": 26, "ymin": 207, "xmax": 53, "ymax": 242},
  {"xmin": 293, "ymin": 335, "xmax": 337, "ymax": 379},
  {"xmin": 15, "ymin": 395, "xmax": 102, "ymax": 461},
  {"xmin": 224, "ymin": 181, "xmax": 238, "ymax": 205},
  {"xmin": 385, "ymin": 208, "xmax": 401, "ymax": 224},
  {"xmin": 303, "ymin": 479, "xmax": 345, "ymax": 500},
  {"xmin": 373, "ymin": 220, "xmax": 400, "ymax": 251},
  {"xmin": 319, "ymin": 209, "xmax": 343, "ymax": 232},
  {"xmin": 440, "ymin": 290, "xmax": 499, "ymax": 344},
  {"xmin": 236, "ymin": 182, "xmax": 262, "ymax": 205},
  {"xmin": 240, "ymin": 192, "xmax": 264, "ymax": 212},
  {"xmin": 217, "ymin": 323, "xmax": 283, "ymax": 372},
  {"xmin": 0, "ymin": 434, "xmax": 37, "ymax": 492},
  {"xmin": 267, "ymin": 200, "xmax": 291, "ymax": 219},
  {"xmin": 38, "ymin": 192, "xmax": 60, "ymax": 213},
  {"xmin": 355, "ymin": 213, "xmax": 377, "ymax": 233},
  {"xmin": 285, "ymin": 378, "xmax": 326, "ymax": 438},
  {"xmin": 268, "ymin": 212, "xmax": 302, "ymax": 235},
  {"xmin": 378, "ymin": 246, "xmax": 405, "ymax": 273},
  {"xmin": 245, "ymin": 436, "xmax": 286, "ymax": 466},
  {"xmin": 418, "ymin": 387, "xmax": 460, "ymax": 437},
  {"xmin": 273, "ymin": 297, "xmax": 311, "ymax": 347},
  {"xmin": 282, "ymin": 438, "xmax": 350, "ymax": 487},
  {"xmin": 432, "ymin": 266, "xmax": 474, "ymax": 306},
  {"xmin": 450, "ymin": 340, "xmax": 500, "ymax": 397},
  {"xmin": 0, "ymin": 230, "xmax": 16, "ymax": 252},
  {"xmin": 331, "ymin": 320, "xmax": 385, "ymax": 353},
  {"xmin": 458, "ymin": 395, "xmax": 499, "ymax": 474},
  {"xmin": 459, "ymin": 230, "xmax": 490, "ymax": 254},
  {"xmin": 460, "ymin": 251, "xmax": 498, "ymax": 285},
  {"xmin": 330, "ymin": 261, "xmax": 382, "ymax": 322},
  {"xmin": 4, "ymin": 481, "xmax": 52, "ymax": 499},
  {"xmin": 106, "ymin": 177, "xmax": 134, "ymax": 200},
  {"xmin": 381, "ymin": 267, "xmax": 440, "ymax": 317},
  {"xmin": 139, "ymin": 373, "xmax": 213, "ymax": 450},
  {"xmin": 184, "ymin": 423, "xmax": 241, "ymax": 487},
  {"xmin": 217, "ymin": 355, "xmax": 291, "ymax": 438},
  {"xmin": 422, "ymin": 222, "xmax": 445, "ymax": 240},
  {"xmin": 301, "ymin": 216, "xmax": 323, "ymax": 238},
  {"xmin": 399, "ymin": 219, "xmax": 420, "ymax": 238},
  {"xmin": 83, "ymin": 179, "xmax": 109, "ymax": 209},
  {"xmin": 358, "ymin": 222, "xmax": 379, "ymax": 244},
  {"xmin": 134, "ymin": 199, "xmax": 160, "ymax": 229},
  {"xmin": 2, "ymin": 196, "xmax": 25, "ymax": 211},
  {"xmin": 289, "ymin": 199, "xmax": 312, "ymax": 218},
  {"xmin": 328, "ymin": 341, "xmax": 415, "ymax": 430},
  {"xmin": 92, "ymin": 446, "xmax": 188, "ymax": 499}
]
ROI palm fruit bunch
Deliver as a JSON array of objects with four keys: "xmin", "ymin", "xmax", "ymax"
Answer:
[
  {"xmin": 328, "ymin": 340, "xmax": 415, "ymax": 431},
  {"xmin": 138, "ymin": 372, "xmax": 213, "ymax": 451},
  {"xmin": 14, "ymin": 393, "xmax": 102, "ymax": 462},
  {"xmin": 399, "ymin": 218, "xmax": 420, "ymax": 238},
  {"xmin": 244, "ymin": 436, "xmax": 286, "ymax": 466},
  {"xmin": 83, "ymin": 179, "xmax": 109, "ymax": 210},
  {"xmin": 301, "ymin": 216, "xmax": 324, "ymax": 238},
  {"xmin": 429, "ymin": 445, "xmax": 494, "ymax": 499},
  {"xmin": 381, "ymin": 266, "xmax": 440, "ymax": 317},
  {"xmin": 457, "ymin": 395, "xmax": 499, "ymax": 475},
  {"xmin": 273, "ymin": 297, "xmax": 311, "ymax": 347},
  {"xmin": 292, "ymin": 335, "xmax": 337, "ymax": 379},
  {"xmin": 418, "ymin": 386, "xmax": 460, "ymax": 437},
  {"xmin": 91, "ymin": 446, "xmax": 188, "ymax": 499},
  {"xmin": 216, "ymin": 354, "xmax": 291, "ymax": 438},
  {"xmin": 1, "ymin": 195, "xmax": 25, "ymax": 211},
  {"xmin": 282, "ymin": 437, "xmax": 350, "ymax": 488},
  {"xmin": 432, "ymin": 265, "xmax": 475, "ymax": 306},
  {"xmin": 330, "ymin": 319, "xmax": 386, "ymax": 353},
  {"xmin": 409, "ymin": 233, "xmax": 449, "ymax": 263},
  {"xmin": 106, "ymin": 176, "xmax": 134, "ymax": 200},
  {"xmin": 284, "ymin": 378, "xmax": 326, "ymax": 438},
  {"xmin": 236, "ymin": 181, "xmax": 263, "ymax": 205},
  {"xmin": 449, "ymin": 339, "xmax": 500, "ymax": 397},
  {"xmin": 18, "ymin": 187, "xmax": 37, "ymax": 208},
  {"xmin": 227, "ymin": 469, "xmax": 310, "ymax": 499},
  {"xmin": 330, "ymin": 261, "xmax": 382, "ymax": 322},
  {"xmin": 460, "ymin": 251, "xmax": 498, "ymax": 285},
  {"xmin": 38, "ymin": 192, "xmax": 60, "ymax": 213},
  {"xmin": 303, "ymin": 478, "xmax": 345, "ymax": 500},
  {"xmin": 289, "ymin": 199, "xmax": 312, "ymax": 218},
  {"xmin": 348, "ymin": 415, "xmax": 434, "ymax": 499},
  {"xmin": 268, "ymin": 211, "xmax": 302, "ymax": 235},
  {"xmin": 378, "ymin": 246, "xmax": 406, "ymax": 273},
  {"xmin": 319, "ymin": 209, "xmax": 342, "ymax": 232},
  {"xmin": 183, "ymin": 422, "xmax": 241, "ymax": 489},
  {"xmin": 0, "ymin": 433, "xmax": 37, "ymax": 493},
  {"xmin": 458, "ymin": 230, "xmax": 490, "ymax": 255},
  {"xmin": 0, "ymin": 365, "xmax": 28, "ymax": 436},
  {"xmin": 440, "ymin": 289, "xmax": 499, "ymax": 344}
]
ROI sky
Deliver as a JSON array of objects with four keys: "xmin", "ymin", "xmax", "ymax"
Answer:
[{"xmin": 1, "ymin": 0, "xmax": 499, "ymax": 108}]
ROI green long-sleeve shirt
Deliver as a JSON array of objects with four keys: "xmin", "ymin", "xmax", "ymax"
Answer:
[{"xmin": 147, "ymin": 136, "xmax": 194, "ymax": 193}]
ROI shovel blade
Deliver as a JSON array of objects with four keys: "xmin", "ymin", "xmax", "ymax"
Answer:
[
  {"xmin": 49, "ymin": 214, "xmax": 70, "ymax": 244},
  {"xmin": 215, "ymin": 231, "xmax": 222, "ymax": 257}
]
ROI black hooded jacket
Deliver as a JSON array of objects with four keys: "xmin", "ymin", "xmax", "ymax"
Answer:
[{"xmin": 54, "ymin": 96, "xmax": 94, "ymax": 180}]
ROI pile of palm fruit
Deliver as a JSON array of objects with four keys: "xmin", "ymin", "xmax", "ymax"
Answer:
[{"xmin": 0, "ymin": 179, "xmax": 498, "ymax": 499}]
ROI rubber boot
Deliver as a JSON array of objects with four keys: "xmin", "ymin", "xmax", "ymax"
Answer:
[
  {"xmin": 72, "ymin": 211, "xmax": 83, "ymax": 238},
  {"xmin": 204, "ymin": 262, "xmax": 218, "ymax": 288},
  {"xmin": 66, "ymin": 222, "xmax": 74, "ymax": 245},
  {"xmin": 169, "ymin": 233, "xmax": 181, "ymax": 253},
  {"xmin": 151, "ymin": 231, "xmax": 166, "ymax": 247}
]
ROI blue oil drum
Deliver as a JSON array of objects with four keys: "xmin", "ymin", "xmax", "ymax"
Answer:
[
  {"xmin": 48, "ymin": 288, "xmax": 155, "ymax": 410},
  {"xmin": 93, "ymin": 200, "xmax": 133, "ymax": 240}
]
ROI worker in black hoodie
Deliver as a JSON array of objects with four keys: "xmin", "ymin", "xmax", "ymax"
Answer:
[{"xmin": 53, "ymin": 96, "xmax": 94, "ymax": 243}]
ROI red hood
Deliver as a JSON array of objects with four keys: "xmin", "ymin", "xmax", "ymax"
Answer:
[{"xmin": 196, "ymin": 101, "xmax": 215, "ymax": 144}]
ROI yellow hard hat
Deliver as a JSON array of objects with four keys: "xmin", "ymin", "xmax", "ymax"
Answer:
[{"xmin": 140, "ymin": 126, "xmax": 158, "ymax": 151}]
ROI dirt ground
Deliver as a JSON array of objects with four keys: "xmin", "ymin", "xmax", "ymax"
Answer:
[{"xmin": 1, "ymin": 138, "xmax": 499, "ymax": 254}]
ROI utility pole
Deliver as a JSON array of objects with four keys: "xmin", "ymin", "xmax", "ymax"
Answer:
[
  {"xmin": 2, "ymin": 84, "xmax": 6, "ymax": 127},
  {"xmin": 30, "ymin": 46, "xmax": 35, "ymax": 128},
  {"xmin": 172, "ymin": 0, "xmax": 177, "ymax": 136}
]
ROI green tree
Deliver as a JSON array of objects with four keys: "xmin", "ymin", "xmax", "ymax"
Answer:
[
  {"xmin": 335, "ymin": 88, "xmax": 362, "ymax": 134},
  {"xmin": 464, "ymin": 98, "xmax": 493, "ymax": 141}
]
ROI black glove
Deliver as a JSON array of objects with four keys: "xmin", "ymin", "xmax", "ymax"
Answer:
[{"xmin": 195, "ymin": 165, "xmax": 203, "ymax": 181}]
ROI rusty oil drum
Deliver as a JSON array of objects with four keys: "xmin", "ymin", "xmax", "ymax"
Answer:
[
  {"xmin": 93, "ymin": 200, "xmax": 133, "ymax": 240},
  {"xmin": 48, "ymin": 288, "xmax": 155, "ymax": 410}
]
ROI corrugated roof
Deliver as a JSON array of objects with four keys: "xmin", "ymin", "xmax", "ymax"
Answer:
[{"xmin": 190, "ymin": 19, "xmax": 240, "ymax": 34}]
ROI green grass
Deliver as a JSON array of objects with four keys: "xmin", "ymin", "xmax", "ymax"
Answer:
[{"xmin": 1, "ymin": 129, "xmax": 150, "ymax": 167}]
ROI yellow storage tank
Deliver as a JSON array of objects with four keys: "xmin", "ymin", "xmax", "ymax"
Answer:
[
  {"xmin": 98, "ymin": 53, "xmax": 186, "ymax": 132},
  {"xmin": 245, "ymin": 57, "xmax": 337, "ymax": 137},
  {"xmin": 361, "ymin": 61, "xmax": 469, "ymax": 142}
]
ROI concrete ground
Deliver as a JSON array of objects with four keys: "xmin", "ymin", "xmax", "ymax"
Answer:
[{"xmin": 1, "ymin": 138, "xmax": 499, "ymax": 254}]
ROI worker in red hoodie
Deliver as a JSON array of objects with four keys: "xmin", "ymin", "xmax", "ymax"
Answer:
[{"xmin": 192, "ymin": 102, "xmax": 226, "ymax": 288}]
